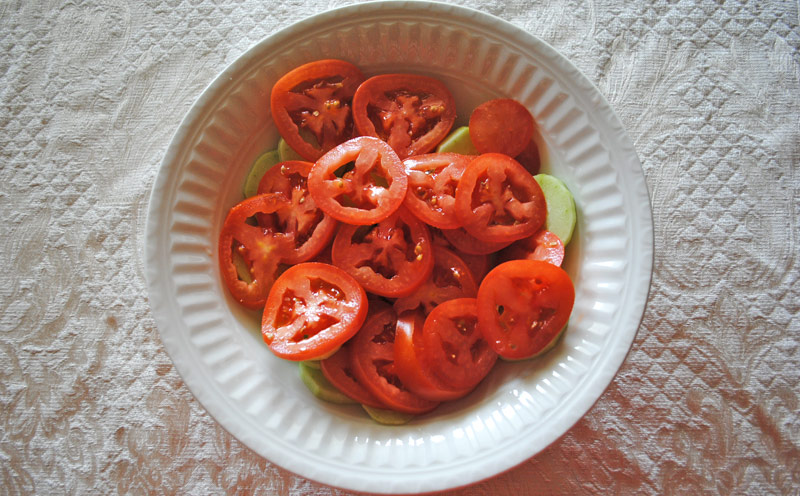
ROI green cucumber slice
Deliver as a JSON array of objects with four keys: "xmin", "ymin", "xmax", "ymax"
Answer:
[
  {"xmin": 243, "ymin": 149, "xmax": 280, "ymax": 198},
  {"xmin": 534, "ymin": 173, "xmax": 577, "ymax": 245},
  {"xmin": 435, "ymin": 126, "xmax": 478, "ymax": 155},
  {"xmin": 361, "ymin": 405, "xmax": 415, "ymax": 425},
  {"xmin": 278, "ymin": 137, "xmax": 305, "ymax": 162},
  {"xmin": 298, "ymin": 362, "xmax": 357, "ymax": 405}
]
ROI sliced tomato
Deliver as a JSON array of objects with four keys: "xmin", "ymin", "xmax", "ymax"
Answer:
[
  {"xmin": 218, "ymin": 194, "xmax": 291, "ymax": 309},
  {"xmin": 394, "ymin": 246, "xmax": 477, "ymax": 315},
  {"xmin": 308, "ymin": 136, "xmax": 408, "ymax": 225},
  {"xmin": 393, "ymin": 310, "xmax": 473, "ymax": 401},
  {"xmin": 514, "ymin": 138, "xmax": 541, "ymax": 176},
  {"xmin": 349, "ymin": 305, "xmax": 440, "ymax": 414},
  {"xmin": 261, "ymin": 262, "xmax": 368, "ymax": 361},
  {"xmin": 500, "ymin": 230, "xmax": 565, "ymax": 266},
  {"xmin": 402, "ymin": 152, "xmax": 471, "ymax": 229},
  {"xmin": 270, "ymin": 59, "xmax": 365, "ymax": 161},
  {"xmin": 320, "ymin": 341, "xmax": 387, "ymax": 408},
  {"xmin": 256, "ymin": 160, "xmax": 337, "ymax": 263},
  {"xmin": 477, "ymin": 260, "xmax": 574, "ymax": 360},
  {"xmin": 352, "ymin": 74, "xmax": 456, "ymax": 159},
  {"xmin": 469, "ymin": 98, "xmax": 534, "ymax": 158},
  {"xmin": 454, "ymin": 153, "xmax": 547, "ymax": 243},
  {"xmin": 332, "ymin": 207, "xmax": 433, "ymax": 298},
  {"xmin": 419, "ymin": 298, "xmax": 497, "ymax": 391},
  {"xmin": 440, "ymin": 226, "xmax": 511, "ymax": 255}
]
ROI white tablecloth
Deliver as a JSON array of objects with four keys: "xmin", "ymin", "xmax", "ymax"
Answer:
[{"xmin": 1, "ymin": 0, "xmax": 798, "ymax": 493}]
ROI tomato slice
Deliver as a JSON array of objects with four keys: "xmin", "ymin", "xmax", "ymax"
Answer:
[
  {"xmin": 402, "ymin": 152, "xmax": 471, "ymax": 229},
  {"xmin": 352, "ymin": 74, "xmax": 456, "ymax": 159},
  {"xmin": 218, "ymin": 194, "xmax": 291, "ymax": 309},
  {"xmin": 349, "ymin": 305, "xmax": 440, "ymax": 414},
  {"xmin": 320, "ymin": 341, "xmax": 388, "ymax": 409},
  {"xmin": 261, "ymin": 262, "xmax": 368, "ymax": 361},
  {"xmin": 454, "ymin": 153, "xmax": 547, "ymax": 243},
  {"xmin": 394, "ymin": 246, "xmax": 477, "ymax": 315},
  {"xmin": 440, "ymin": 226, "xmax": 511, "ymax": 255},
  {"xmin": 256, "ymin": 160, "xmax": 338, "ymax": 264},
  {"xmin": 308, "ymin": 136, "xmax": 408, "ymax": 225},
  {"xmin": 469, "ymin": 98, "xmax": 534, "ymax": 158},
  {"xmin": 477, "ymin": 260, "xmax": 575, "ymax": 360},
  {"xmin": 430, "ymin": 228, "xmax": 493, "ymax": 282},
  {"xmin": 500, "ymin": 230, "xmax": 565, "ymax": 266},
  {"xmin": 270, "ymin": 59, "xmax": 365, "ymax": 161},
  {"xmin": 332, "ymin": 207, "xmax": 433, "ymax": 298},
  {"xmin": 514, "ymin": 138, "xmax": 541, "ymax": 176},
  {"xmin": 393, "ymin": 310, "xmax": 473, "ymax": 401},
  {"xmin": 419, "ymin": 298, "xmax": 497, "ymax": 391}
]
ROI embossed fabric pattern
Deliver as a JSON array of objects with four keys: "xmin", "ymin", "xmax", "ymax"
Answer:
[{"xmin": 0, "ymin": 0, "xmax": 797, "ymax": 494}]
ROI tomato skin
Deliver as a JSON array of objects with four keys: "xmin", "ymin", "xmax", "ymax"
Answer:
[
  {"xmin": 349, "ymin": 305, "xmax": 440, "ymax": 414},
  {"xmin": 218, "ymin": 194, "xmax": 291, "ymax": 309},
  {"xmin": 308, "ymin": 136, "xmax": 408, "ymax": 225},
  {"xmin": 332, "ymin": 207, "xmax": 433, "ymax": 298},
  {"xmin": 402, "ymin": 152, "xmax": 471, "ymax": 229},
  {"xmin": 514, "ymin": 138, "xmax": 541, "ymax": 176},
  {"xmin": 393, "ymin": 310, "xmax": 474, "ymax": 401},
  {"xmin": 454, "ymin": 153, "xmax": 547, "ymax": 244},
  {"xmin": 500, "ymin": 230, "xmax": 565, "ymax": 267},
  {"xmin": 270, "ymin": 59, "xmax": 365, "ymax": 161},
  {"xmin": 469, "ymin": 98, "xmax": 534, "ymax": 158},
  {"xmin": 256, "ymin": 160, "xmax": 338, "ymax": 264},
  {"xmin": 477, "ymin": 260, "xmax": 575, "ymax": 360},
  {"xmin": 352, "ymin": 74, "xmax": 456, "ymax": 159},
  {"xmin": 261, "ymin": 262, "xmax": 368, "ymax": 361},
  {"xmin": 440, "ymin": 226, "xmax": 511, "ymax": 255},
  {"xmin": 393, "ymin": 246, "xmax": 477, "ymax": 315},
  {"xmin": 320, "ymin": 341, "xmax": 388, "ymax": 409},
  {"xmin": 419, "ymin": 298, "xmax": 497, "ymax": 391}
]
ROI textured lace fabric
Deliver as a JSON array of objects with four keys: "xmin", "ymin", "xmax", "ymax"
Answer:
[{"xmin": 1, "ymin": 0, "xmax": 798, "ymax": 494}]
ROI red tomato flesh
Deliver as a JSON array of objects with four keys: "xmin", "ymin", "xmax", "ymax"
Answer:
[
  {"xmin": 352, "ymin": 74, "xmax": 456, "ymax": 159},
  {"xmin": 261, "ymin": 262, "xmax": 368, "ymax": 361},
  {"xmin": 469, "ymin": 98, "xmax": 534, "ymax": 158},
  {"xmin": 477, "ymin": 260, "xmax": 575, "ymax": 360}
]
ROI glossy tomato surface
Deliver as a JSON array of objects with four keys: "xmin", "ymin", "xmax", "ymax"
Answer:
[
  {"xmin": 469, "ymin": 98, "xmax": 534, "ymax": 158},
  {"xmin": 477, "ymin": 260, "xmax": 575, "ymax": 360},
  {"xmin": 419, "ymin": 298, "xmax": 497, "ymax": 391},
  {"xmin": 261, "ymin": 262, "xmax": 367, "ymax": 361},
  {"xmin": 332, "ymin": 207, "xmax": 433, "ymax": 298},
  {"xmin": 308, "ymin": 136, "xmax": 408, "ymax": 225},
  {"xmin": 218, "ymin": 193, "xmax": 291, "ymax": 309},
  {"xmin": 256, "ymin": 160, "xmax": 338, "ymax": 264},
  {"xmin": 270, "ymin": 59, "xmax": 365, "ymax": 161},
  {"xmin": 402, "ymin": 152, "xmax": 471, "ymax": 229},
  {"xmin": 393, "ymin": 246, "xmax": 478, "ymax": 315},
  {"xmin": 352, "ymin": 74, "xmax": 456, "ymax": 159},
  {"xmin": 393, "ymin": 310, "xmax": 473, "ymax": 402},
  {"xmin": 320, "ymin": 341, "xmax": 387, "ymax": 408},
  {"xmin": 454, "ymin": 153, "xmax": 547, "ymax": 243},
  {"xmin": 349, "ymin": 304, "xmax": 440, "ymax": 414}
]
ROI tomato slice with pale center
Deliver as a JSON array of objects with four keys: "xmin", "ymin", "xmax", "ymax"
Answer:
[
  {"xmin": 477, "ymin": 260, "xmax": 575, "ymax": 360},
  {"xmin": 349, "ymin": 305, "xmax": 440, "ymax": 414},
  {"xmin": 454, "ymin": 153, "xmax": 547, "ymax": 243},
  {"xmin": 261, "ymin": 262, "xmax": 367, "ymax": 361},
  {"xmin": 218, "ymin": 194, "xmax": 291, "ymax": 309},
  {"xmin": 393, "ymin": 246, "xmax": 478, "ymax": 315},
  {"xmin": 352, "ymin": 74, "xmax": 456, "ymax": 159},
  {"xmin": 402, "ymin": 152, "xmax": 471, "ymax": 229},
  {"xmin": 308, "ymin": 136, "xmax": 408, "ymax": 225},
  {"xmin": 419, "ymin": 298, "xmax": 497, "ymax": 391},
  {"xmin": 256, "ymin": 160, "xmax": 338, "ymax": 264},
  {"xmin": 332, "ymin": 207, "xmax": 433, "ymax": 298},
  {"xmin": 271, "ymin": 59, "xmax": 365, "ymax": 161}
]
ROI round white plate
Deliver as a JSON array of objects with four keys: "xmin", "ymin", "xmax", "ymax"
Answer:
[{"xmin": 145, "ymin": 1, "xmax": 653, "ymax": 493}]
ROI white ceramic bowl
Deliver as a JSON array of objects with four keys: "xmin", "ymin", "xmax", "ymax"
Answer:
[{"xmin": 145, "ymin": 1, "xmax": 653, "ymax": 493}]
